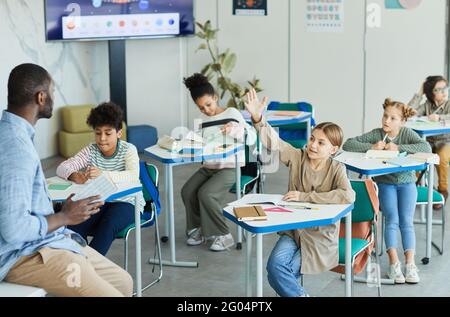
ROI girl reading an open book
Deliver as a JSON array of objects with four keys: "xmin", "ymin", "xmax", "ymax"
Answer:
[
  {"xmin": 244, "ymin": 88, "xmax": 355, "ymax": 297},
  {"xmin": 343, "ymin": 98, "xmax": 431, "ymax": 284},
  {"xmin": 181, "ymin": 73, "xmax": 256, "ymax": 252},
  {"xmin": 56, "ymin": 102, "xmax": 145, "ymax": 256}
]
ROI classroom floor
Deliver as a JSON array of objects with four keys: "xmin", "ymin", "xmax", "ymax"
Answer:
[{"xmin": 43, "ymin": 156, "xmax": 450, "ymax": 297}]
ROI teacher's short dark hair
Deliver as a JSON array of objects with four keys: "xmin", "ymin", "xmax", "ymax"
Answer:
[{"xmin": 7, "ymin": 63, "xmax": 52, "ymax": 109}]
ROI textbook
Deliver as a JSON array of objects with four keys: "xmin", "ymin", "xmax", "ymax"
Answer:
[
  {"xmin": 233, "ymin": 205, "xmax": 267, "ymax": 221},
  {"xmin": 72, "ymin": 174, "xmax": 117, "ymax": 202},
  {"xmin": 228, "ymin": 194, "xmax": 318, "ymax": 210}
]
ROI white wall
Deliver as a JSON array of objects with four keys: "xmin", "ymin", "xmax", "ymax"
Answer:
[
  {"xmin": 1, "ymin": 0, "xmax": 447, "ymax": 157},
  {"xmin": 0, "ymin": 0, "xmax": 109, "ymax": 159},
  {"xmin": 364, "ymin": 0, "xmax": 448, "ymax": 133},
  {"xmin": 126, "ymin": 0, "xmax": 448, "ymax": 142},
  {"xmin": 290, "ymin": 0, "xmax": 366, "ymax": 139}
]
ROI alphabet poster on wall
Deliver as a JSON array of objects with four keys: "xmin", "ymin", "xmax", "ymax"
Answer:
[
  {"xmin": 233, "ymin": 0, "xmax": 267, "ymax": 16},
  {"xmin": 306, "ymin": 0, "xmax": 344, "ymax": 33}
]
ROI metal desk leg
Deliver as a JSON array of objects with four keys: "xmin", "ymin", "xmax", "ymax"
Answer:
[
  {"xmin": 162, "ymin": 164, "xmax": 170, "ymax": 242},
  {"xmin": 256, "ymin": 233, "xmax": 263, "ymax": 297},
  {"xmin": 235, "ymin": 154, "xmax": 242, "ymax": 250},
  {"xmin": 149, "ymin": 164, "xmax": 198, "ymax": 268},
  {"xmin": 135, "ymin": 195, "xmax": 142, "ymax": 297},
  {"xmin": 422, "ymin": 165, "xmax": 434, "ymax": 265},
  {"xmin": 306, "ymin": 118, "xmax": 311, "ymax": 141},
  {"xmin": 246, "ymin": 230, "xmax": 253, "ymax": 297},
  {"xmin": 345, "ymin": 212, "xmax": 352, "ymax": 297}
]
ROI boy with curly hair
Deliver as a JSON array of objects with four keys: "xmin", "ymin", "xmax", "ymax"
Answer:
[{"xmin": 56, "ymin": 102, "xmax": 145, "ymax": 256}]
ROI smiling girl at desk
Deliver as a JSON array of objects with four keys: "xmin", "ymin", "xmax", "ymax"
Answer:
[
  {"xmin": 181, "ymin": 73, "xmax": 256, "ymax": 252},
  {"xmin": 244, "ymin": 89, "xmax": 355, "ymax": 297},
  {"xmin": 409, "ymin": 76, "xmax": 450, "ymax": 205},
  {"xmin": 343, "ymin": 98, "xmax": 431, "ymax": 284}
]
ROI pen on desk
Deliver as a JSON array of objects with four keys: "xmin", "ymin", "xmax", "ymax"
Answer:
[{"xmin": 382, "ymin": 160, "xmax": 402, "ymax": 167}]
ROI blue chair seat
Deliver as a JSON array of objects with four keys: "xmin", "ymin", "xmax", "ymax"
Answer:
[
  {"xmin": 338, "ymin": 238, "xmax": 370, "ymax": 265},
  {"xmin": 116, "ymin": 211, "xmax": 153, "ymax": 239},
  {"xmin": 416, "ymin": 186, "xmax": 444, "ymax": 204}
]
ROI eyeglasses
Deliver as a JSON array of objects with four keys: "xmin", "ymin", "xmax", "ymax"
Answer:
[{"xmin": 433, "ymin": 87, "xmax": 449, "ymax": 94}]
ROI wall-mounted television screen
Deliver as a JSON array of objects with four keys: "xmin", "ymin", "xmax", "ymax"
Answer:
[{"xmin": 45, "ymin": 0, "xmax": 195, "ymax": 41}]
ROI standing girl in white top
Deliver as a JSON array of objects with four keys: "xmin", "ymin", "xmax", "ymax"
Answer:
[{"xmin": 181, "ymin": 73, "xmax": 256, "ymax": 251}]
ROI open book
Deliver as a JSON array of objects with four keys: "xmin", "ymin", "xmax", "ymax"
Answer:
[
  {"xmin": 228, "ymin": 194, "xmax": 317, "ymax": 210},
  {"xmin": 233, "ymin": 206, "xmax": 267, "ymax": 221},
  {"xmin": 72, "ymin": 174, "xmax": 117, "ymax": 202}
]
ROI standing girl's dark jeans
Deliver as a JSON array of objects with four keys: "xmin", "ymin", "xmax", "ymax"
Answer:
[{"xmin": 68, "ymin": 202, "xmax": 135, "ymax": 256}]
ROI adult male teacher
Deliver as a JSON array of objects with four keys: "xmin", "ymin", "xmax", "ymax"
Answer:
[{"xmin": 0, "ymin": 63, "xmax": 132, "ymax": 296}]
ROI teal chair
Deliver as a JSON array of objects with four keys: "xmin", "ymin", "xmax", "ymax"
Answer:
[
  {"xmin": 116, "ymin": 161, "xmax": 162, "ymax": 294},
  {"xmin": 416, "ymin": 186, "xmax": 445, "ymax": 257},
  {"xmin": 337, "ymin": 179, "xmax": 381, "ymax": 297},
  {"xmin": 267, "ymin": 101, "xmax": 315, "ymax": 149}
]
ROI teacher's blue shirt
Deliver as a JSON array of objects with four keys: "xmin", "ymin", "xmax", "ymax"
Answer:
[{"xmin": 0, "ymin": 111, "xmax": 84, "ymax": 281}]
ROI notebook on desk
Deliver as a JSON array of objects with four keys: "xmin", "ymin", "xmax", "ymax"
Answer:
[
  {"xmin": 365, "ymin": 150, "xmax": 401, "ymax": 159},
  {"xmin": 233, "ymin": 206, "xmax": 267, "ymax": 221}
]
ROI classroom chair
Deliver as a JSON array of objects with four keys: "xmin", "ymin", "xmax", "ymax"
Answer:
[
  {"xmin": 334, "ymin": 179, "xmax": 382, "ymax": 297},
  {"xmin": 115, "ymin": 161, "xmax": 162, "ymax": 294},
  {"xmin": 266, "ymin": 101, "xmax": 315, "ymax": 149}
]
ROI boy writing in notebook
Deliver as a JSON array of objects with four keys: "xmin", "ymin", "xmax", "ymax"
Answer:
[
  {"xmin": 56, "ymin": 102, "xmax": 145, "ymax": 256},
  {"xmin": 343, "ymin": 98, "xmax": 431, "ymax": 284},
  {"xmin": 244, "ymin": 89, "xmax": 355, "ymax": 297}
]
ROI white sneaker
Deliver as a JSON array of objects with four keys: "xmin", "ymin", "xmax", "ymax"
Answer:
[
  {"xmin": 405, "ymin": 263, "xmax": 420, "ymax": 284},
  {"xmin": 387, "ymin": 262, "xmax": 406, "ymax": 284},
  {"xmin": 186, "ymin": 228, "xmax": 205, "ymax": 246},
  {"xmin": 209, "ymin": 233, "xmax": 234, "ymax": 251}
]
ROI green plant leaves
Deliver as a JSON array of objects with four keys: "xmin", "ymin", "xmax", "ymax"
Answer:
[{"xmin": 194, "ymin": 20, "xmax": 263, "ymax": 109}]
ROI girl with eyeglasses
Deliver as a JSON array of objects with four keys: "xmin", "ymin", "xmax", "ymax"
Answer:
[{"xmin": 409, "ymin": 76, "xmax": 450, "ymax": 207}]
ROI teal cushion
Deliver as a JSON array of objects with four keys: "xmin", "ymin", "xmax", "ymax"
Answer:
[
  {"xmin": 116, "ymin": 219, "xmax": 147, "ymax": 239},
  {"xmin": 230, "ymin": 175, "xmax": 258, "ymax": 193},
  {"xmin": 338, "ymin": 238, "xmax": 370, "ymax": 265},
  {"xmin": 286, "ymin": 139, "xmax": 307, "ymax": 149},
  {"xmin": 416, "ymin": 186, "xmax": 444, "ymax": 204}
]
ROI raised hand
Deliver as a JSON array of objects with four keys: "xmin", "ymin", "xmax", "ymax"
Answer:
[{"xmin": 244, "ymin": 88, "xmax": 268, "ymax": 123}]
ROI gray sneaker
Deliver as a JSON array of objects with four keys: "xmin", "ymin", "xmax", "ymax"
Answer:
[
  {"xmin": 405, "ymin": 263, "xmax": 420, "ymax": 284},
  {"xmin": 209, "ymin": 233, "xmax": 234, "ymax": 251},
  {"xmin": 186, "ymin": 228, "xmax": 205, "ymax": 246},
  {"xmin": 387, "ymin": 262, "xmax": 405, "ymax": 284}
]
